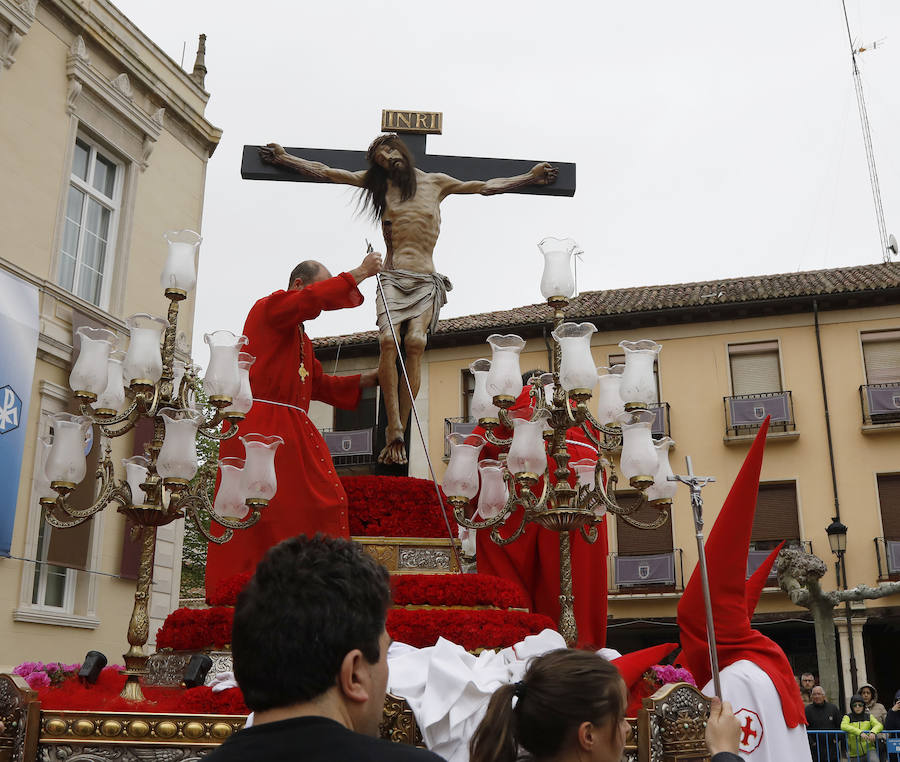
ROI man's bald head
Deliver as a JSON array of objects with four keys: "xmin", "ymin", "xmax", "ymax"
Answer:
[{"xmin": 288, "ymin": 260, "xmax": 331, "ymax": 290}]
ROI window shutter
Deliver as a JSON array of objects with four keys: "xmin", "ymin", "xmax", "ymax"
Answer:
[
  {"xmin": 878, "ymin": 474, "xmax": 900, "ymax": 539},
  {"xmin": 730, "ymin": 343, "xmax": 782, "ymax": 395},
  {"xmin": 863, "ymin": 336, "xmax": 900, "ymax": 384},
  {"xmin": 615, "ymin": 498, "xmax": 674, "ymax": 555},
  {"xmin": 750, "ymin": 483, "xmax": 800, "ymax": 543}
]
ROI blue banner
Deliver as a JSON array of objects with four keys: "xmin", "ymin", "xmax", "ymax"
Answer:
[{"xmin": 0, "ymin": 269, "xmax": 40, "ymax": 557}]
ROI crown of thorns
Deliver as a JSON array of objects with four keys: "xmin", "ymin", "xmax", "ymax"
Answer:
[{"xmin": 366, "ymin": 133, "xmax": 402, "ymax": 163}]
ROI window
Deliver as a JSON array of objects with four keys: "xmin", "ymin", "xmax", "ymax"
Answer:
[
  {"xmin": 878, "ymin": 474, "xmax": 900, "ymax": 541},
  {"xmin": 57, "ymin": 136, "xmax": 122, "ymax": 307},
  {"xmin": 461, "ymin": 369, "xmax": 475, "ymax": 421},
  {"xmin": 615, "ymin": 500, "xmax": 674, "ymax": 556},
  {"xmin": 862, "ymin": 331, "xmax": 900, "ymax": 384},
  {"xmin": 750, "ymin": 482, "xmax": 800, "ymax": 549},
  {"xmin": 729, "ymin": 341, "xmax": 781, "ymax": 395}
]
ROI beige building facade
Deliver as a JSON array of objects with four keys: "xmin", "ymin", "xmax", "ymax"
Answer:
[
  {"xmin": 0, "ymin": 0, "xmax": 220, "ymax": 669},
  {"xmin": 313, "ymin": 262, "xmax": 900, "ymax": 702}
]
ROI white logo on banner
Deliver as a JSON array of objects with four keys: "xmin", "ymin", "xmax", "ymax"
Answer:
[{"xmin": 0, "ymin": 386, "xmax": 21, "ymax": 434}]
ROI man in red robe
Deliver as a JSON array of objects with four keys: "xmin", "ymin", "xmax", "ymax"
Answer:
[
  {"xmin": 205, "ymin": 251, "xmax": 382, "ymax": 597},
  {"xmin": 471, "ymin": 383, "xmax": 610, "ymax": 648}
]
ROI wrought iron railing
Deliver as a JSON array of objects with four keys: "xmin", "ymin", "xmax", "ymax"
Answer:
[
  {"xmin": 319, "ymin": 427, "xmax": 375, "ymax": 466},
  {"xmin": 875, "ymin": 536, "xmax": 900, "ymax": 581},
  {"xmin": 860, "ymin": 382, "xmax": 900, "ymax": 425},
  {"xmin": 746, "ymin": 539, "xmax": 811, "ymax": 582},
  {"xmin": 609, "ymin": 548, "xmax": 684, "ymax": 593},
  {"xmin": 724, "ymin": 390, "xmax": 795, "ymax": 437}
]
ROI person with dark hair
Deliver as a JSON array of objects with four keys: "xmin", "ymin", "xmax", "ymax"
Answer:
[
  {"xmin": 204, "ymin": 251, "xmax": 383, "ymax": 597},
  {"xmin": 800, "ymin": 672, "xmax": 816, "ymax": 704},
  {"xmin": 468, "ymin": 648, "xmax": 742, "ymax": 762},
  {"xmin": 260, "ymin": 135, "xmax": 557, "ymax": 466},
  {"xmin": 884, "ymin": 689, "xmax": 900, "ymax": 730},
  {"xmin": 206, "ymin": 534, "xmax": 444, "ymax": 761}
]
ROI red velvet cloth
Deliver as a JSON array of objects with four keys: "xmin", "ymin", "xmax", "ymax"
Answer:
[
  {"xmin": 677, "ymin": 419, "xmax": 807, "ymax": 728},
  {"xmin": 472, "ymin": 388, "xmax": 609, "ymax": 648},
  {"xmin": 205, "ymin": 273, "xmax": 364, "ymax": 596}
]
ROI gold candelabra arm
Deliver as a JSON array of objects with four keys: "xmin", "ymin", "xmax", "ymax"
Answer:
[
  {"xmin": 197, "ymin": 420, "xmax": 240, "ymax": 442},
  {"xmin": 579, "ymin": 521, "xmax": 600, "ymax": 544},
  {"xmin": 182, "ymin": 501, "xmax": 235, "ymax": 545},
  {"xmin": 577, "ymin": 404, "xmax": 623, "ymax": 448},
  {"xmin": 452, "ymin": 501, "xmax": 513, "ymax": 531},
  {"xmin": 484, "ymin": 428, "xmax": 513, "ymax": 447},
  {"xmin": 97, "ymin": 402, "xmax": 142, "ymax": 439},
  {"xmin": 619, "ymin": 505, "xmax": 671, "ymax": 530},
  {"xmin": 41, "ymin": 500, "xmax": 92, "ymax": 529}
]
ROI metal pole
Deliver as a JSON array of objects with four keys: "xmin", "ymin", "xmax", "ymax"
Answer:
[
  {"xmin": 670, "ymin": 456, "xmax": 720, "ymax": 697},
  {"xmin": 840, "ymin": 551, "xmax": 859, "ymax": 694}
]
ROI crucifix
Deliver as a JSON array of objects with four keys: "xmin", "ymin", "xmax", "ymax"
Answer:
[{"xmin": 241, "ymin": 109, "xmax": 577, "ymax": 466}]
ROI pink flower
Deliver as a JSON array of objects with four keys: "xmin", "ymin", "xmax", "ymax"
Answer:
[{"xmin": 24, "ymin": 671, "xmax": 51, "ymax": 689}]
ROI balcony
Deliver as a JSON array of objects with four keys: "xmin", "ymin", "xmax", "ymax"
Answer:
[
  {"xmin": 746, "ymin": 540, "xmax": 811, "ymax": 585},
  {"xmin": 443, "ymin": 417, "xmax": 477, "ymax": 458},
  {"xmin": 320, "ymin": 427, "xmax": 374, "ymax": 467},
  {"xmin": 723, "ymin": 391, "xmax": 796, "ymax": 441},
  {"xmin": 875, "ymin": 537, "xmax": 900, "ymax": 581},
  {"xmin": 648, "ymin": 401, "xmax": 670, "ymax": 439},
  {"xmin": 860, "ymin": 383, "xmax": 900, "ymax": 430},
  {"xmin": 609, "ymin": 549, "xmax": 684, "ymax": 595}
]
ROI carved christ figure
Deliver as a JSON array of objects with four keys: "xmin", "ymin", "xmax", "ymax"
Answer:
[{"xmin": 260, "ymin": 135, "xmax": 558, "ymax": 464}]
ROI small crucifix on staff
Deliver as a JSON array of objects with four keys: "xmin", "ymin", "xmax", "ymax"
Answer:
[{"xmin": 241, "ymin": 109, "xmax": 576, "ymax": 466}]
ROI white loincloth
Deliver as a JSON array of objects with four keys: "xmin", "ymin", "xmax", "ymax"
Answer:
[
  {"xmin": 375, "ymin": 270, "xmax": 452, "ymax": 335},
  {"xmin": 386, "ymin": 629, "xmax": 566, "ymax": 762},
  {"xmin": 704, "ymin": 660, "xmax": 812, "ymax": 761}
]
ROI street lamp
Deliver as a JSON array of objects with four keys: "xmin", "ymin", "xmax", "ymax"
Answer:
[{"xmin": 826, "ymin": 516, "xmax": 857, "ymax": 695}]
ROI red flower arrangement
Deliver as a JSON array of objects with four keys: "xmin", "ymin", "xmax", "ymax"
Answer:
[
  {"xmin": 387, "ymin": 608, "xmax": 556, "ymax": 650},
  {"xmin": 33, "ymin": 667, "xmax": 248, "ymax": 715},
  {"xmin": 391, "ymin": 574, "xmax": 529, "ymax": 610},
  {"xmin": 207, "ymin": 572, "xmax": 252, "ymax": 606},
  {"xmin": 344, "ymin": 475, "xmax": 457, "ymax": 538},
  {"xmin": 156, "ymin": 607, "xmax": 234, "ymax": 652}
]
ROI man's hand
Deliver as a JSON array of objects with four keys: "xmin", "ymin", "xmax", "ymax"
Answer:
[
  {"xmin": 530, "ymin": 162, "xmax": 559, "ymax": 186},
  {"xmin": 259, "ymin": 142, "xmax": 287, "ymax": 165},
  {"xmin": 350, "ymin": 251, "xmax": 383, "ymax": 284},
  {"xmin": 359, "ymin": 369, "xmax": 379, "ymax": 389},
  {"xmin": 705, "ymin": 697, "xmax": 740, "ymax": 756}
]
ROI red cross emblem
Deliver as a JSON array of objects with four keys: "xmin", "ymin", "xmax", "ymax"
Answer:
[{"xmin": 734, "ymin": 708, "xmax": 764, "ymax": 753}]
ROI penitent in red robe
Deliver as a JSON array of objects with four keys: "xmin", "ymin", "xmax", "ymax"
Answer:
[
  {"xmin": 472, "ymin": 388, "xmax": 609, "ymax": 648},
  {"xmin": 205, "ymin": 273, "xmax": 364, "ymax": 596}
]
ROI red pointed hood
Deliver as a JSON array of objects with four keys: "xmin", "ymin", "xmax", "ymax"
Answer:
[
  {"xmin": 676, "ymin": 419, "xmax": 806, "ymax": 728},
  {"xmin": 612, "ymin": 642, "xmax": 680, "ymax": 716}
]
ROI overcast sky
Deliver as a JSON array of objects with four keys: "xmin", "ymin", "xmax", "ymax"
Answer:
[{"xmin": 113, "ymin": 0, "xmax": 900, "ymax": 357}]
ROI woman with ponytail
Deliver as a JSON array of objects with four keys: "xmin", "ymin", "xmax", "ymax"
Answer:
[{"xmin": 469, "ymin": 648, "xmax": 742, "ymax": 762}]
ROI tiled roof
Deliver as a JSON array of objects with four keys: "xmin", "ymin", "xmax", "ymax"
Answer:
[{"xmin": 314, "ymin": 261, "xmax": 900, "ymax": 349}]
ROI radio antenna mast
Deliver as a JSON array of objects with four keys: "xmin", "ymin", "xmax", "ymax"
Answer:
[{"xmin": 840, "ymin": 0, "xmax": 894, "ymax": 262}]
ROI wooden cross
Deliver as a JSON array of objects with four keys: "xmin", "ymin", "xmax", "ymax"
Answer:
[{"xmin": 240, "ymin": 108, "xmax": 576, "ymax": 196}]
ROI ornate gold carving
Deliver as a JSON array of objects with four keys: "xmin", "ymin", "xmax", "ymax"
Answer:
[
  {"xmin": 0, "ymin": 673, "xmax": 39, "ymax": 762},
  {"xmin": 379, "ymin": 693, "xmax": 424, "ymax": 747},
  {"xmin": 639, "ymin": 682, "xmax": 712, "ymax": 762}
]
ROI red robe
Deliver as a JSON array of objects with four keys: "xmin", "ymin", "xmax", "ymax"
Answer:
[
  {"xmin": 472, "ymin": 388, "xmax": 610, "ymax": 648},
  {"xmin": 205, "ymin": 273, "xmax": 363, "ymax": 596}
]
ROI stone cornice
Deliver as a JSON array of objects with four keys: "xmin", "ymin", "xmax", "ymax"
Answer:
[
  {"xmin": 48, "ymin": 0, "xmax": 221, "ymax": 156},
  {"xmin": 66, "ymin": 35, "xmax": 165, "ymax": 169},
  {"xmin": 0, "ymin": 0, "xmax": 37, "ymax": 73}
]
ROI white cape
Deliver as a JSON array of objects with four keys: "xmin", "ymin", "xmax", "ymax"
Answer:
[
  {"xmin": 387, "ymin": 629, "xmax": 566, "ymax": 762},
  {"xmin": 705, "ymin": 660, "xmax": 812, "ymax": 762}
]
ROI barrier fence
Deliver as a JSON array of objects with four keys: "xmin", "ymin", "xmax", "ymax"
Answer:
[{"xmin": 807, "ymin": 729, "xmax": 900, "ymax": 762}]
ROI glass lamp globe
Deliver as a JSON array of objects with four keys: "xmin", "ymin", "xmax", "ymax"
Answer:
[
  {"xmin": 122, "ymin": 455, "xmax": 150, "ymax": 505},
  {"xmin": 468, "ymin": 359, "xmax": 498, "ymax": 421},
  {"xmin": 204, "ymin": 330, "xmax": 248, "ymax": 399},
  {"xmin": 92, "ymin": 351, "xmax": 126, "ymax": 414},
  {"xmin": 443, "ymin": 433, "xmax": 485, "ymax": 499},
  {"xmin": 161, "ymin": 229, "xmax": 202, "ymax": 294},
  {"xmin": 595, "ymin": 365, "xmax": 625, "ymax": 426},
  {"xmin": 485, "ymin": 334, "xmax": 525, "ymax": 402},
  {"xmin": 645, "ymin": 437, "xmax": 677, "ymax": 504},
  {"xmin": 618, "ymin": 340, "xmax": 661, "ymax": 409},
  {"xmin": 507, "ymin": 409, "xmax": 550, "ymax": 477},
  {"xmin": 214, "ymin": 457, "xmax": 248, "ymax": 519},
  {"xmin": 156, "ymin": 408, "xmax": 204, "ymax": 482},
  {"xmin": 44, "ymin": 413, "xmax": 92, "ymax": 485},
  {"xmin": 69, "ymin": 327, "xmax": 117, "ymax": 397},
  {"xmin": 616, "ymin": 410, "xmax": 658, "ymax": 490},
  {"xmin": 225, "ymin": 352, "xmax": 255, "ymax": 417},
  {"xmin": 538, "ymin": 237, "xmax": 579, "ymax": 301},
  {"xmin": 551, "ymin": 322, "xmax": 598, "ymax": 393},
  {"xmin": 476, "ymin": 459, "xmax": 508, "ymax": 519},
  {"xmin": 123, "ymin": 314, "xmax": 169, "ymax": 385},
  {"xmin": 242, "ymin": 433, "xmax": 284, "ymax": 501}
]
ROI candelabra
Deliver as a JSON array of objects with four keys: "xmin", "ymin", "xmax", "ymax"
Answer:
[
  {"xmin": 38, "ymin": 230, "xmax": 280, "ymax": 701},
  {"xmin": 444, "ymin": 237, "xmax": 677, "ymax": 646}
]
